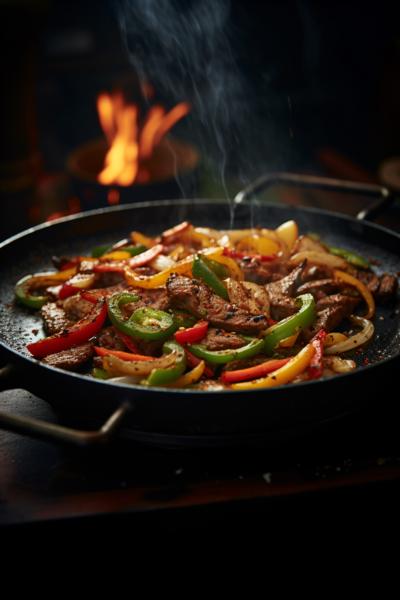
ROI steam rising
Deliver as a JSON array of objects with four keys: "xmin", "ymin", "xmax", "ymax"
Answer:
[{"xmin": 116, "ymin": 0, "xmax": 249, "ymax": 199}]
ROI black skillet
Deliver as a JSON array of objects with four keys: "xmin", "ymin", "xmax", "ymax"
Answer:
[{"xmin": 0, "ymin": 173, "xmax": 399, "ymax": 448}]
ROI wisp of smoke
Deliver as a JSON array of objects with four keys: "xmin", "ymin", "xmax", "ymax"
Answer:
[{"xmin": 116, "ymin": 0, "xmax": 249, "ymax": 199}]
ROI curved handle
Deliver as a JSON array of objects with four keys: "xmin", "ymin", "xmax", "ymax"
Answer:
[
  {"xmin": 0, "ymin": 400, "xmax": 131, "ymax": 446},
  {"xmin": 234, "ymin": 172, "xmax": 395, "ymax": 221},
  {"xmin": 0, "ymin": 362, "xmax": 131, "ymax": 446}
]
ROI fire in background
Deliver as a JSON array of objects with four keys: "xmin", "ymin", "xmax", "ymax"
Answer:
[{"xmin": 96, "ymin": 91, "xmax": 190, "ymax": 187}]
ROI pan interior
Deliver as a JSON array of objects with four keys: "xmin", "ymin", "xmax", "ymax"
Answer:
[{"xmin": 0, "ymin": 199, "xmax": 399, "ymax": 370}]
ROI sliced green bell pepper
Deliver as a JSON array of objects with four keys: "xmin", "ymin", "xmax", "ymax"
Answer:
[
  {"xmin": 128, "ymin": 307, "xmax": 177, "ymax": 341},
  {"xmin": 92, "ymin": 367, "xmax": 111, "ymax": 380},
  {"xmin": 92, "ymin": 243, "xmax": 147, "ymax": 258},
  {"xmin": 108, "ymin": 292, "xmax": 176, "ymax": 342},
  {"xmin": 146, "ymin": 340, "xmax": 187, "ymax": 386},
  {"xmin": 188, "ymin": 337, "xmax": 265, "ymax": 365},
  {"xmin": 202, "ymin": 257, "xmax": 229, "ymax": 279},
  {"xmin": 328, "ymin": 246, "xmax": 370, "ymax": 269},
  {"xmin": 263, "ymin": 293, "xmax": 316, "ymax": 355},
  {"xmin": 192, "ymin": 254, "xmax": 229, "ymax": 301},
  {"xmin": 91, "ymin": 244, "xmax": 112, "ymax": 258},
  {"xmin": 15, "ymin": 275, "xmax": 50, "ymax": 309}
]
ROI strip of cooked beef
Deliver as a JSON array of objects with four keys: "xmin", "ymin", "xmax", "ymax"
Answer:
[
  {"xmin": 300, "ymin": 264, "xmax": 334, "ymax": 282},
  {"xmin": 166, "ymin": 275, "xmax": 269, "ymax": 333},
  {"xmin": 40, "ymin": 302, "xmax": 72, "ymax": 335},
  {"xmin": 225, "ymin": 279, "xmax": 270, "ymax": 317},
  {"xmin": 265, "ymin": 263, "xmax": 306, "ymax": 320},
  {"xmin": 94, "ymin": 271, "xmax": 125, "ymax": 287},
  {"xmin": 240, "ymin": 259, "xmax": 291, "ymax": 284},
  {"xmin": 297, "ymin": 279, "xmax": 348, "ymax": 300},
  {"xmin": 96, "ymin": 326, "xmax": 127, "ymax": 351},
  {"xmin": 304, "ymin": 294, "xmax": 360, "ymax": 339},
  {"xmin": 355, "ymin": 271, "xmax": 380, "ymax": 295},
  {"xmin": 121, "ymin": 288, "xmax": 170, "ymax": 317},
  {"xmin": 62, "ymin": 294, "xmax": 95, "ymax": 321},
  {"xmin": 377, "ymin": 273, "xmax": 398, "ymax": 303},
  {"xmin": 202, "ymin": 328, "xmax": 246, "ymax": 351},
  {"xmin": 43, "ymin": 343, "xmax": 93, "ymax": 370},
  {"xmin": 353, "ymin": 270, "xmax": 398, "ymax": 303}
]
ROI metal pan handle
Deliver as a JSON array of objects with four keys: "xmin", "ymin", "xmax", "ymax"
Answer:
[
  {"xmin": 0, "ymin": 363, "xmax": 130, "ymax": 446},
  {"xmin": 234, "ymin": 172, "xmax": 395, "ymax": 221}
]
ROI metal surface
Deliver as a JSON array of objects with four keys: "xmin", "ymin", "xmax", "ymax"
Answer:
[
  {"xmin": 234, "ymin": 172, "xmax": 395, "ymax": 221},
  {"xmin": 0, "ymin": 173, "xmax": 399, "ymax": 446}
]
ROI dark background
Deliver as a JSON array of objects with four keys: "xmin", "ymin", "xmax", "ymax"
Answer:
[{"xmin": 1, "ymin": 0, "xmax": 400, "ymax": 236}]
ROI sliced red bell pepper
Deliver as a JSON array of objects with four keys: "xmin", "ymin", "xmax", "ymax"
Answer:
[
  {"xmin": 59, "ymin": 257, "xmax": 81, "ymax": 271},
  {"xmin": 27, "ymin": 301, "xmax": 108, "ymax": 359},
  {"xmin": 128, "ymin": 244, "xmax": 164, "ymax": 269},
  {"xmin": 221, "ymin": 358, "xmax": 291, "ymax": 384},
  {"xmin": 59, "ymin": 283, "xmax": 81, "ymax": 299},
  {"xmin": 174, "ymin": 321, "xmax": 209, "ymax": 345},
  {"xmin": 184, "ymin": 348, "xmax": 214, "ymax": 378},
  {"xmin": 308, "ymin": 329, "xmax": 327, "ymax": 380},
  {"xmin": 80, "ymin": 290, "xmax": 102, "ymax": 304},
  {"xmin": 114, "ymin": 329, "xmax": 140, "ymax": 353},
  {"xmin": 223, "ymin": 248, "xmax": 276, "ymax": 262},
  {"xmin": 94, "ymin": 346, "xmax": 154, "ymax": 362}
]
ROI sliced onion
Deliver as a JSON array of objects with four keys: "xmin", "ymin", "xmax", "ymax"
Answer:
[
  {"xmin": 290, "ymin": 251, "xmax": 347, "ymax": 269},
  {"xmin": 103, "ymin": 351, "xmax": 177, "ymax": 377},
  {"xmin": 325, "ymin": 315, "xmax": 374, "ymax": 354},
  {"xmin": 323, "ymin": 356, "xmax": 356, "ymax": 373},
  {"xmin": 150, "ymin": 254, "xmax": 176, "ymax": 272}
]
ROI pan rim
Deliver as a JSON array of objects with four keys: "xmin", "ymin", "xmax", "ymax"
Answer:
[
  {"xmin": 0, "ymin": 198, "xmax": 399, "ymax": 396},
  {"xmin": 1, "ymin": 196, "xmax": 400, "ymax": 249}
]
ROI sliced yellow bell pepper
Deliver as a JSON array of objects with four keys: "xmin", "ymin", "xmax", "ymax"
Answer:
[
  {"xmin": 209, "ymin": 253, "xmax": 244, "ymax": 281},
  {"xmin": 278, "ymin": 330, "xmax": 300, "ymax": 348},
  {"xmin": 124, "ymin": 247, "xmax": 224, "ymax": 289},
  {"xmin": 231, "ymin": 342, "xmax": 315, "ymax": 390},
  {"xmin": 236, "ymin": 234, "xmax": 280, "ymax": 256},
  {"xmin": 130, "ymin": 231, "xmax": 157, "ymax": 248},
  {"xmin": 165, "ymin": 360, "xmax": 205, "ymax": 388},
  {"xmin": 100, "ymin": 250, "xmax": 132, "ymax": 261},
  {"xmin": 333, "ymin": 269, "xmax": 375, "ymax": 319}
]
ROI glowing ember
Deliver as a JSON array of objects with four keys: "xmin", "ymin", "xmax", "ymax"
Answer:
[{"xmin": 97, "ymin": 92, "xmax": 190, "ymax": 187}]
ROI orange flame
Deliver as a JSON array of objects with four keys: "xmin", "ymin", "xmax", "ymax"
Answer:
[{"xmin": 97, "ymin": 92, "xmax": 190, "ymax": 187}]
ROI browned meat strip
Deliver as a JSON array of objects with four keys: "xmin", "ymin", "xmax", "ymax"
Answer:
[
  {"xmin": 356, "ymin": 271, "xmax": 380, "ymax": 295},
  {"xmin": 297, "ymin": 279, "xmax": 347, "ymax": 300},
  {"xmin": 240, "ymin": 259, "xmax": 291, "ymax": 285},
  {"xmin": 300, "ymin": 264, "xmax": 333, "ymax": 282},
  {"xmin": 62, "ymin": 295, "xmax": 95, "ymax": 321},
  {"xmin": 265, "ymin": 263, "xmax": 306, "ymax": 320},
  {"xmin": 94, "ymin": 271, "xmax": 125, "ymax": 288},
  {"xmin": 43, "ymin": 343, "xmax": 93, "ymax": 370},
  {"xmin": 40, "ymin": 302, "xmax": 71, "ymax": 335},
  {"xmin": 96, "ymin": 326, "xmax": 126, "ymax": 350},
  {"xmin": 304, "ymin": 294, "xmax": 360, "ymax": 339},
  {"xmin": 202, "ymin": 328, "xmax": 246, "ymax": 351},
  {"xmin": 376, "ymin": 274, "xmax": 398, "ymax": 303},
  {"xmin": 226, "ymin": 279, "xmax": 270, "ymax": 317},
  {"xmin": 166, "ymin": 275, "xmax": 269, "ymax": 333}
]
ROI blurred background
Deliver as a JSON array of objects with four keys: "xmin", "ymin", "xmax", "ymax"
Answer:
[{"xmin": 1, "ymin": 0, "xmax": 400, "ymax": 238}]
